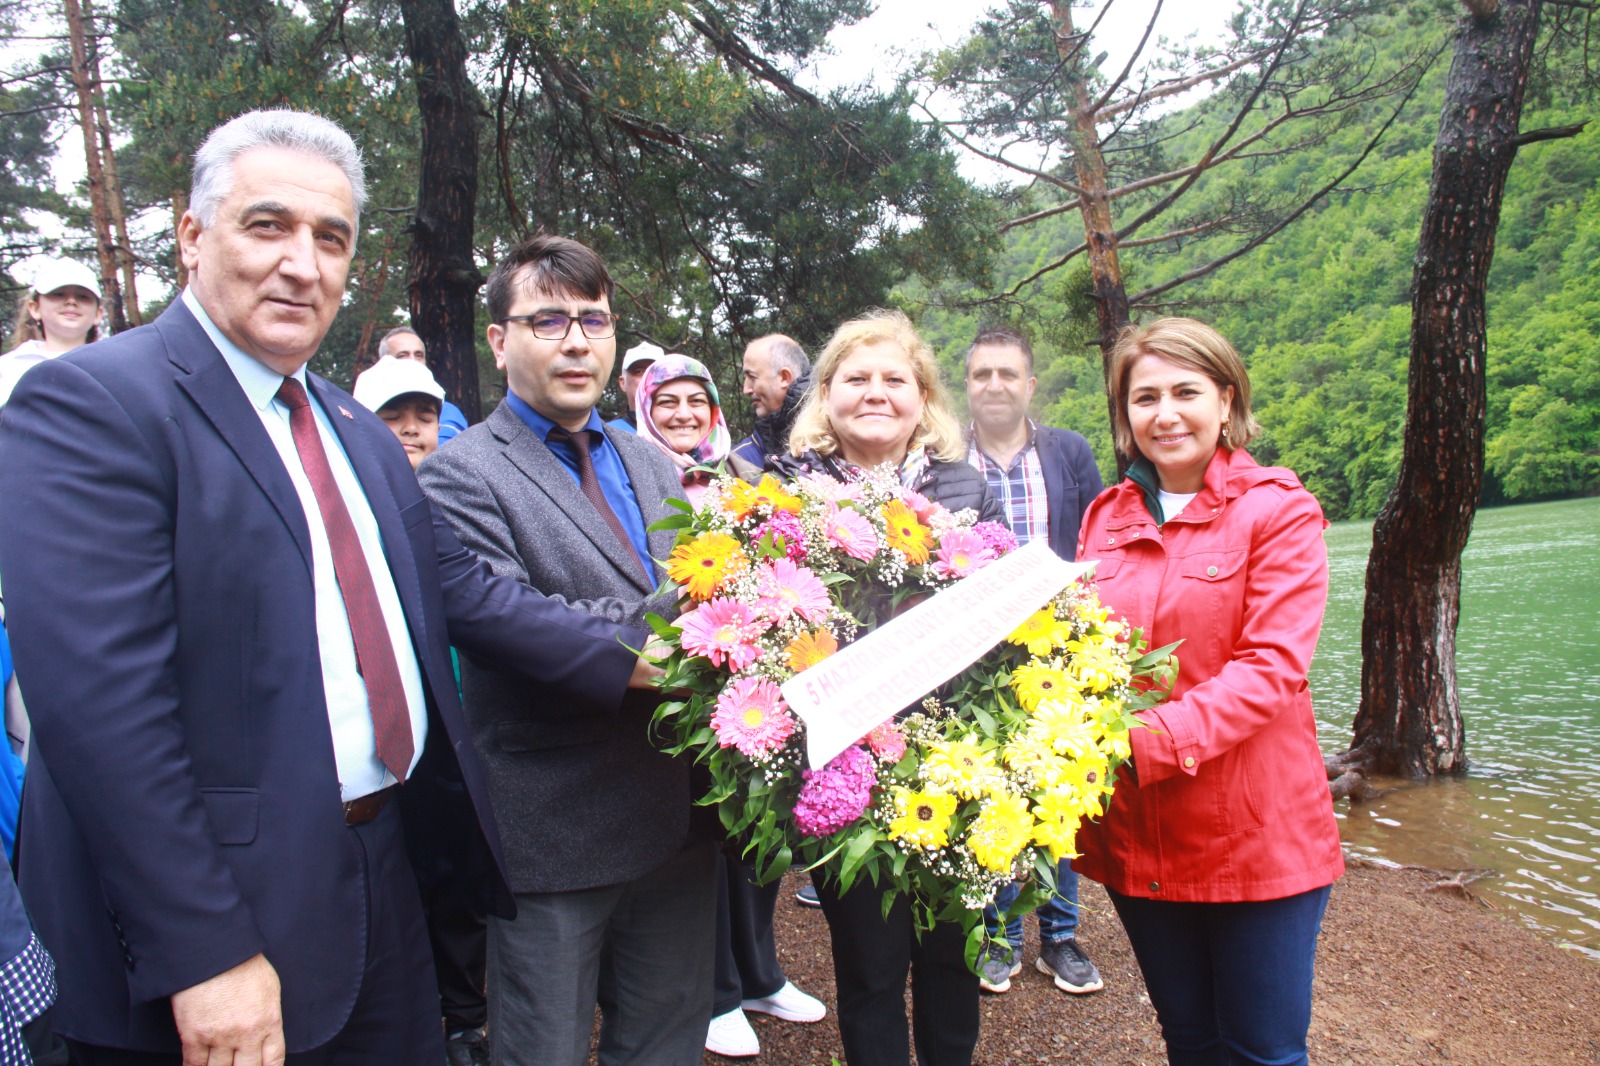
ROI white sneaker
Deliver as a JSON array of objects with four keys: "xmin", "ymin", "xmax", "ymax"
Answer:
[
  {"xmin": 741, "ymin": 980, "xmax": 827, "ymax": 1023},
  {"xmin": 706, "ymin": 1008, "xmax": 761, "ymax": 1058}
]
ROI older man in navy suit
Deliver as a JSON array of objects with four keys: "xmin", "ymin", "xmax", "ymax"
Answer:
[
  {"xmin": 0, "ymin": 110, "xmax": 656, "ymax": 1065},
  {"xmin": 963, "ymin": 325, "xmax": 1107, "ymax": 1000}
]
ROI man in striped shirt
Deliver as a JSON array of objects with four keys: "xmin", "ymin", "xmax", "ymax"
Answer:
[{"xmin": 964, "ymin": 325, "xmax": 1106, "ymax": 998}]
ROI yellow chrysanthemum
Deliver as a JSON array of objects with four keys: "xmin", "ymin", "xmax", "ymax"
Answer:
[
  {"xmin": 1010, "ymin": 661, "xmax": 1075, "ymax": 712},
  {"xmin": 1028, "ymin": 702, "xmax": 1101, "ymax": 761},
  {"xmin": 1064, "ymin": 637, "xmax": 1132, "ymax": 693},
  {"xmin": 1031, "ymin": 791, "xmax": 1085, "ymax": 862},
  {"xmin": 1006, "ymin": 609, "xmax": 1072, "ymax": 657},
  {"xmin": 880, "ymin": 500, "xmax": 935, "ymax": 565},
  {"xmin": 666, "ymin": 532, "xmax": 747, "ymax": 601},
  {"xmin": 887, "ymin": 787, "xmax": 958, "ymax": 849},
  {"xmin": 751, "ymin": 474, "xmax": 802, "ymax": 514},
  {"xmin": 785, "ymin": 628, "xmax": 839, "ymax": 672},
  {"xmin": 1002, "ymin": 733, "xmax": 1069, "ymax": 789},
  {"xmin": 922, "ymin": 738, "xmax": 1000, "ymax": 800},
  {"xmin": 966, "ymin": 791, "xmax": 1034, "ymax": 873}
]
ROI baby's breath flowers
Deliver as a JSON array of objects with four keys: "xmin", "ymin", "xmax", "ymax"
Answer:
[{"xmin": 645, "ymin": 467, "xmax": 1179, "ymax": 960}]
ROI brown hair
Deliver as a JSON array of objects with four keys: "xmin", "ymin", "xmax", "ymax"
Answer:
[
  {"xmin": 485, "ymin": 232, "xmax": 614, "ymax": 323},
  {"xmin": 1107, "ymin": 317, "xmax": 1260, "ymax": 458}
]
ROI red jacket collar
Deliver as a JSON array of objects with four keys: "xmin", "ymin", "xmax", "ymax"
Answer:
[{"xmin": 1102, "ymin": 447, "xmax": 1303, "ymax": 530}]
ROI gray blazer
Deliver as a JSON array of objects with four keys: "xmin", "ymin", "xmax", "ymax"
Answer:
[{"xmin": 418, "ymin": 402, "xmax": 692, "ymax": 894}]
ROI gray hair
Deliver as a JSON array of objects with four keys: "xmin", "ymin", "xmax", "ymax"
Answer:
[
  {"xmin": 190, "ymin": 110, "xmax": 367, "ymax": 228},
  {"xmin": 756, "ymin": 334, "xmax": 810, "ymax": 376},
  {"xmin": 378, "ymin": 325, "xmax": 422, "ymax": 357}
]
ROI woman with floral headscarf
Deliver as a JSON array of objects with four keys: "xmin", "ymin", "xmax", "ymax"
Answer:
[{"xmin": 635, "ymin": 354, "xmax": 739, "ymax": 507}]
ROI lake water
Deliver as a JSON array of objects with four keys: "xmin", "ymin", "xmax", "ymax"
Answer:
[{"xmin": 1311, "ymin": 495, "xmax": 1600, "ymax": 961}]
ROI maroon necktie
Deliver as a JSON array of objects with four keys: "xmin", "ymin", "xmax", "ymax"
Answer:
[
  {"xmin": 276, "ymin": 378, "xmax": 414, "ymax": 782},
  {"xmin": 548, "ymin": 426, "xmax": 650, "ymax": 581}
]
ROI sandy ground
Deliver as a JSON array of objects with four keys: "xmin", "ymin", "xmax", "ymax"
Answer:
[{"xmin": 706, "ymin": 861, "xmax": 1600, "ymax": 1065}]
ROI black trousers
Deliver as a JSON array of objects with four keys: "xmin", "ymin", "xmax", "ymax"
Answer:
[
  {"xmin": 711, "ymin": 852, "xmax": 787, "ymax": 1016},
  {"xmin": 422, "ymin": 878, "xmax": 488, "ymax": 1032},
  {"xmin": 814, "ymin": 877, "xmax": 979, "ymax": 1066}
]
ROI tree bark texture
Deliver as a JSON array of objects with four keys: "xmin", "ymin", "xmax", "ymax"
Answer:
[
  {"xmin": 399, "ymin": 0, "xmax": 483, "ymax": 422},
  {"xmin": 1350, "ymin": 0, "xmax": 1541, "ymax": 777},
  {"xmin": 87, "ymin": 0, "xmax": 139, "ymax": 326},
  {"xmin": 1051, "ymin": 2, "xmax": 1133, "ymax": 466},
  {"xmin": 63, "ymin": 0, "xmax": 126, "ymax": 332}
]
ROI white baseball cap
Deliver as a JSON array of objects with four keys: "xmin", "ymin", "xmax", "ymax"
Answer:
[
  {"xmin": 32, "ymin": 259, "xmax": 101, "ymax": 300},
  {"xmin": 352, "ymin": 356, "xmax": 446, "ymax": 413},
  {"xmin": 621, "ymin": 341, "xmax": 666, "ymax": 372}
]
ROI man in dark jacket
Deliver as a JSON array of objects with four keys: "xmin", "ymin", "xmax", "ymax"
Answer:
[
  {"xmin": 963, "ymin": 324, "xmax": 1106, "ymax": 998},
  {"xmin": 732, "ymin": 334, "xmax": 810, "ymax": 467}
]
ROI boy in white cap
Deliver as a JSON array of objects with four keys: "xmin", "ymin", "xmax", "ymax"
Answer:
[
  {"xmin": 1, "ymin": 259, "xmax": 104, "ymax": 408},
  {"xmin": 353, "ymin": 355, "xmax": 448, "ymax": 469}
]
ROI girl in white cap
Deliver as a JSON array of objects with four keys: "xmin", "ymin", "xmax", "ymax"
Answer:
[{"xmin": 1, "ymin": 259, "xmax": 105, "ymax": 407}]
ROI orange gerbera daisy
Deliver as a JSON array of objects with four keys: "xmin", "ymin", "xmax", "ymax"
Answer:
[
  {"xmin": 880, "ymin": 500, "xmax": 935, "ymax": 565},
  {"xmin": 666, "ymin": 532, "xmax": 747, "ymax": 600},
  {"xmin": 785, "ymin": 627, "xmax": 839, "ymax": 672},
  {"xmin": 751, "ymin": 474, "xmax": 802, "ymax": 514}
]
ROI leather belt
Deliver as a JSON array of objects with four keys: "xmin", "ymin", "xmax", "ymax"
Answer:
[{"xmin": 342, "ymin": 783, "xmax": 400, "ymax": 826}]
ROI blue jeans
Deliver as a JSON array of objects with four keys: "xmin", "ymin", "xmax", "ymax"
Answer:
[
  {"xmin": 983, "ymin": 859, "xmax": 1079, "ymax": 947},
  {"xmin": 1108, "ymin": 884, "xmax": 1332, "ymax": 1066}
]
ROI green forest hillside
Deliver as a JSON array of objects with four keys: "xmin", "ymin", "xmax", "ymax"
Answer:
[{"xmin": 916, "ymin": 8, "xmax": 1599, "ymax": 522}]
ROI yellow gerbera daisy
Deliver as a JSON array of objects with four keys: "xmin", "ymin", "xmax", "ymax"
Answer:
[
  {"xmin": 1002, "ymin": 733, "xmax": 1069, "ymax": 789},
  {"xmin": 880, "ymin": 500, "xmax": 935, "ymax": 565},
  {"xmin": 922, "ymin": 737, "xmax": 999, "ymax": 800},
  {"xmin": 1030, "ymin": 790, "xmax": 1084, "ymax": 861},
  {"xmin": 1010, "ymin": 661, "xmax": 1075, "ymax": 712},
  {"xmin": 784, "ymin": 628, "xmax": 839, "ymax": 672},
  {"xmin": 666, "ymin": 532, "xmax": 747, "ymax": 601},
  {"xmin": 1006, "ymin": 609, "xmax": 1070, "ymax": 657},
  {"xmin": 887, "ymin": 787, "xmax": 958, "ymax": 849},
  {"xmin": 966, "ymin": 791, "xmax": 1033, "ymax": 873}
]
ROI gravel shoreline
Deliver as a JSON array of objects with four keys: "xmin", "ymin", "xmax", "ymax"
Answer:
[{"xmin": 708, "ymin": 861, "xmax": 1600, "ymax": 1065}]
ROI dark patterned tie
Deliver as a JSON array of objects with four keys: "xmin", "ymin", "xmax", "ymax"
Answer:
[
  {"xmin": 275, "ymin": 378, "xmax": 413, "ymax": 782},
  {"xmin": 548, "ymin": 426, "xmax": 650, "ymax": 581}
]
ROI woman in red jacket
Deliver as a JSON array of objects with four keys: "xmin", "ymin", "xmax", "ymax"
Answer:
[{"xmin": 1076, "ymin": 317, "xmax": 1342, "ymax": 1066}]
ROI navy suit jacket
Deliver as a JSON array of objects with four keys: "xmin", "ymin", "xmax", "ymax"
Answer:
[
  {"xmin": 1034, "ymin": 425, "xmax": 1105, "ymax": 561},
  {"xmin": 0, "ymin": 301, "xmax": 641, "ymax": 1052}
]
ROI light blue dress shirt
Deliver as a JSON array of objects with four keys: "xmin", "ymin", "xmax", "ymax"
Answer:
[{"xmin": 184, "ymin": 289, "xmax": 427, "ymax": 800}]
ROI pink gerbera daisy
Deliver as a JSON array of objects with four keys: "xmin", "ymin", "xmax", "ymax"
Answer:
[
  {"xmin": 755, "ymin": 559, "xmax": 832, "ymax": 625},
  {"xmin": 864, "ymin": 720, "xmax": 908, "ymax": 763},
  {"xmin": 823, "ymin": 504, "xmax": 878, "ymax": 562},
  {"xmin": 711, "ymin": 677, "xmax": 796, "ymax": 757},
  {"xmin": 676, "ymin": 598, "xmax": 765, "ymax": 671},
  {"xmin": 932, "ymin": 528, "xmax": 995, "ymax": 579}
]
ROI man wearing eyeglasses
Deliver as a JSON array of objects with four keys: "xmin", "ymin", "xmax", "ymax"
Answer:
[{"xmin": 416, "ymin": 233, "xmax": 714, "ymax": 1065}]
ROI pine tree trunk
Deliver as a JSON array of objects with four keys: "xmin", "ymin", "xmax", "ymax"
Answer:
[
  {"xmin": 1052, "ymin": 2, "xmax": 1132, "ymax": 466},
  {"xmin": 1346, "ymin": 0, "xmax": 1542, "ymax": 778},
  {"xmin": 399, "ymin": 0, "xmax": 483, "ymax": 423},
  {"xmin": 63, "ymin": 0, "xmax": 126, "ymax": 331},
  {"xmin": 86, "ymin": 0, "xmax": 139, "ymax": 326}
]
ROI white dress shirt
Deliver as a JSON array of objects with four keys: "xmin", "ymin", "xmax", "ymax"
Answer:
[{"xmin": 184, "ymin": 289, "xmax": 427, "ymax": 800}]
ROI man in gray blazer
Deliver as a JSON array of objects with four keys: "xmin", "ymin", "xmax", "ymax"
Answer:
[{"xmin": 418, "ymin": 234, "xmax": 715, "ymax": 1066}]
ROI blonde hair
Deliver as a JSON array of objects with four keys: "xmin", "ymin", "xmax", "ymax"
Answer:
[
  {"xmin": 787, "ymin": 308, "xmax": 966, "ymax": 463},
  {"xmin": 1107, "ymin": 317, "xmax": 1260, "ymax": 458}
]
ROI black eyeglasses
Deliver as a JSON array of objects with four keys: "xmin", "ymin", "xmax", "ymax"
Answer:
[{"xmin": 499, "ymin": 311, "xmax": 620, "ymax": 340}]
